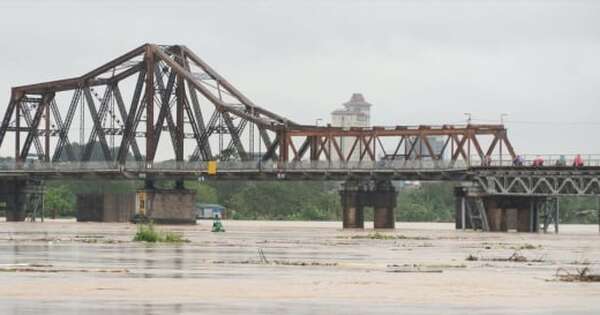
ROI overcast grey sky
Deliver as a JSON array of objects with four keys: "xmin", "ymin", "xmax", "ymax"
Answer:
[{"xmin": 1, "ymin": 0, "xmax": 599, "ymax": 156}]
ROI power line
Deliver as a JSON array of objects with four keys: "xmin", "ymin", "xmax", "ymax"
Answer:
[{"xmin": 471, "ymin": 118, "xmax": 600, "ymax": 126}]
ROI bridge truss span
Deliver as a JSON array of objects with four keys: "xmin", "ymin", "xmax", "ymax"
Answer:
[
  {"xmin": 471, "ymin": 167, "xmax": 600, "ymax": 196},
  {"xmin": 0, "ymin": 44, "xmax": 516, "ymax": 170},
  {"xmin": 0, "ymin": 44, "xmax": 291, "ymax": 165}
]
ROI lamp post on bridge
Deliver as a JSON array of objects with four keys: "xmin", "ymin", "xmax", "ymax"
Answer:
[{"xmin": 464, "ymin": 113, "xmax": 472, "ymax": 125}]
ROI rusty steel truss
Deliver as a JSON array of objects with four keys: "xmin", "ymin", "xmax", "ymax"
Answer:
[{"xmin": 0, "ymin": 44, "xmax": 516, "ymax": 166}]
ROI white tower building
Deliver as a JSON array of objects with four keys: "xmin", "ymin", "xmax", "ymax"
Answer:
[{"xmin": 331, "ymin": 93, "xmax": 372, "ymax": 161}]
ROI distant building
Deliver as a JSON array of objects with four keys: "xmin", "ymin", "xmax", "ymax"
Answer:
[
  {"xmin": 195, "ymin": 203, "xmax": 225, "ymax": 219},
  {"xmin": 331, "ymin": 93, "xmax": 372, "ymax": 161},
  {"xmin": 408, "ymin": 137, "xmax": 447, "ymax": 160},
  {"xmin": 331, "ymin": 93, "xmax": 371, "ymax": 128}
]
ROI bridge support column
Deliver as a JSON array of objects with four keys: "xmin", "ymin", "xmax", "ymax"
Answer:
[
  {"xmin": 3, "ymin": 180, "xmax": 25, "ymax": 221},
  {"xmin": 135, "ymin": 187, "xmax": 197, "ymax": 224},
  {"xmin": 373, "ymin": 180, "xmax": 397, "ymax": 229},
  {"xmin": 484, "ymin": 198, "xmax": 508, "ymax": 232},
  {"xmin": 454, "ymin": 186, "xmax": 543, "ymax": 233},
  {"xmin": 0, "ymin": 179, "xmax": 43, "ymax": 222},
  {"xmin": 454, "ymin": 186, "xmax": 474, "ymax": 230},
  {"xmin": 76, "ymin": 192, "xmax": 135, "ymax": 222},
  {"xmin": 340, "ymin": 181, "xmax": 363, "ymax": 229}
]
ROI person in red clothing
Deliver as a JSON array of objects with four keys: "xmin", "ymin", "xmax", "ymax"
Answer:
[
  {"xmin": 532, "ymin": 155, "xmax": 544, "ymax": 167},
  {"xmin": 573, "ymin": 154, "xmax": 584, "ymax": 168}
]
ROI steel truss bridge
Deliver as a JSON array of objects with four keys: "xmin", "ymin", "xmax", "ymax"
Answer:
[
  {"xmin": 0, "ymin": 44, "xmax": 515, "ymax": 172},
  {"xmin": 0, "ymin": 44, "xmax": 598, "ymax": 193},
  {"xmin": 0, "ymin": 44, "xmax": 599, "ymax": 231}
]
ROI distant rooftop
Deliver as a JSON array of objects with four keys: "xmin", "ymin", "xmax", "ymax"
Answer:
[
  {"xmin": 332, "ymin": 93, "xmax": 372, "ymax": 116},
  {"xmin": 343, "ymin": 93, "xmax": 372, "ymax": 109}
]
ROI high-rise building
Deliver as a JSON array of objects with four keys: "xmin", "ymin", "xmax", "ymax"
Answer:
[
  {"xmin": 331, "ymin": 93, "xmax": 371, "ymax": 161},
  {"xmin": 331, "ymin": 93, "xmax": 371, "ymax": 128}
]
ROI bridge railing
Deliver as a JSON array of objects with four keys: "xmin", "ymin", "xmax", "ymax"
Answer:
[
  {"xmin": 0, "ymin": 159, "xmax": 470, "ymax": 172},
  {"xmin": 130, "ymin": 160, "xmax": 470, "ymax": 171},
  {"xmin": 1, "ymin": 155, "xmax": 600, "ymax": 173},
  {"xmin": 467, "ymin": 154, "xmax": 600, "ymax": 167},
  {"xmin": 0, "ymin": 160, "xmax": 118, "ymax": 171}
]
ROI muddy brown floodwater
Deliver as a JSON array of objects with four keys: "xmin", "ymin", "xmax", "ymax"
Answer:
[{"xmin": 0, "ymin": 219, "xmax": 599, "ymax": 314}]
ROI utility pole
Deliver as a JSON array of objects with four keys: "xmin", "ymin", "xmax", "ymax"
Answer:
[{"xmin": 464, "ymin": 113, "xmax": 472, "ymax": 125}]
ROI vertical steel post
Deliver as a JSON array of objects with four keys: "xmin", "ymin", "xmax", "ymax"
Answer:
[
  {"xmin": 467, "ymin": 132, "xmax": 471, "ymax": 166},
  {"xmin": 555, "ymin": 198, "xmax": 560, "ymax": 234},
  {"xmin": 15, "ymin": 100, "xmax": 20, "ymax": 163},
  {"xmin": 175, "ymin": 74, "xmax": 184, "ymax": 163},
  {"xmin": 418, "ymin": 134, "xmax": 423, "ymax": 159},
  {"xmin": 529, "ymin": 199, "xmax": 534, "ymax": 233},
  {"xmin": 174, "ymin": 47, "xmax": 186, "ymax": 189},
  {"xmin": 499, "ymin": 132, "xmax": 503, "ymax": 166},
  {"xmin": 44, "ymin": 99, "xmax": 50, "ymax": 162},
  {"xmin": 145, "ymin": 46, "xmax": 155, "ymax": 165},
  {"xmin": 461, "ymin": 196, "xmax": 466, "ymax": 231},
  {"xmin": 41, "ymin": 184, "xmax": 45, "ymax": 223},
  {"xmin": 373, "ymin": 134, "xmax": 376, "ymax": 161}
]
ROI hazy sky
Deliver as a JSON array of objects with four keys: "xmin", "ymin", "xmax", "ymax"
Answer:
[{"xmin": 1, "ymin": 0, "xmax": 599, "ymax": 156}]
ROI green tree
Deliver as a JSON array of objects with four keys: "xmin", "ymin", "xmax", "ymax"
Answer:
[
  {"xmin": 186, "ymin": 181, "xmax": 219, "ymax": 204},
  {"xmin": 397, "ymin": 182, "xmax": 455, "ymax": 222},
  {"xmin": 226, "ymin": 181, "xmax": 339, "ymax": 220},
  {"xmin": 44, "ymin": 185, "xmax": 76, "ymax": 217}
]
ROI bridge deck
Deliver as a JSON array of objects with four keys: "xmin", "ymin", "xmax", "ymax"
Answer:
[{"xmin": 1, "ymin": 161, "xmax": 600, "ymax": 183}]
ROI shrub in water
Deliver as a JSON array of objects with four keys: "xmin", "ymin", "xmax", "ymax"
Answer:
[
  {"xmin": 133, "ymin": 223, "xmax": 186, "ymax": 243},
  {"xmin": 164, "ymin": 231, "xmax": 185, "ymax": 243}
]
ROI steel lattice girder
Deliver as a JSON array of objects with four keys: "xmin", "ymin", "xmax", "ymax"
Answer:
[
  {"xmin": 276, "ymin": 125, "xmax": 515, "ymax": 163},
  {"xmin": 0, "ymin": 43, "xmax": 517, "ymax": 165},
  {"xmin": 471, "ymin": 168, "xmax": 600, "ymax": 196},
  {"xmin": 0, "ymin": 44, "xmax": 293, "ymax": 163}
]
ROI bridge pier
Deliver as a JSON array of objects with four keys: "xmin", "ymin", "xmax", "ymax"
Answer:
[
  {"xmin": 0, "ymin": 179, "xmax": 43, "ymax": 221},
  {"xmin": 340, "ymin": 180, "xmax": 397, "ymax": 229},
  {"xmin": 76, "ymin": 192, "xmax": 135, "ymax": 222},
  {"xmin": 340, "ymin": 181, "xmax": 364, "ymax": 229},
  {"xmin": 373, "ymin": 181, "xmax": 397, "ymax": 229},
  {"xmin": 455, "ymin": 186, "xmax": 550, "ymax": 233},
  {"xmin": 135, "ymin": 181, "xmax": 196, "ymax": 224}
]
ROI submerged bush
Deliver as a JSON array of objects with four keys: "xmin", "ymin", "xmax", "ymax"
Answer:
[
  {"xmin": 163, "ymin": 231, "xmax": 185, "ymax": 243},
  {"xmin": 133, "ymin": 223, "xmax": 186, "ymax": 243}
]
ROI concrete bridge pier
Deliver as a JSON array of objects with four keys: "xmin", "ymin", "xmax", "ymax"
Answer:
[
  {"xmin": 0, "ymin": 179, "xmax": 25, "ymax": 221},
  {"xmin": 0, "ymin": 179, "xmax": 43, "ymax": 221},
  {"xmin": 455, "ymin": 186, "xmax": 547, "ymax": 233},
  {"xmin": 340, "ymin": 181, "xmax": 364, "ymax": 229},
  {"xmin": 134, "ymin": 179, "xmax": 197, "ymax": 224},
  {"xmin": 340, "ymin": 180, "xmax": 397, "ymax": 229},
  {"xmin": 372, "ymin": 180, "xmax": 397, "ymax": 229}
]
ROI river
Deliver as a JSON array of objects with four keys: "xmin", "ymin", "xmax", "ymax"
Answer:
[{"xmin": 0, "ymin": 220, "xmax": 599, "ymax": 314}]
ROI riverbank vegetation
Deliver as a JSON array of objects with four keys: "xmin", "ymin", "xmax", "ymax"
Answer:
[{"xmin": 39, "ymin": 180, "xmax": 599, "ymax": 224}]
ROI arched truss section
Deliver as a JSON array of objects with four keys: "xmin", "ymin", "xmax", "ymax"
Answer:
[{"xmin": 0, "ymin": 44, "xmax": 515, "ymax": 168}]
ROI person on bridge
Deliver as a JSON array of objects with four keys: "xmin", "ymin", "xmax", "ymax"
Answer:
[
  {"xmin": 556, "ymin": 155, "xmax": 567, "ymax": 167},
  {"xmin": 573, "ymin": 154, "xmax": 584, "ymax": 168},
  {"xmin": 532, "ymin": 155, "xmax": 545, "ymax": 167},
  {"xmin": 513, "ymin": 155, "xmax": 524, "ymax": 167}
]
